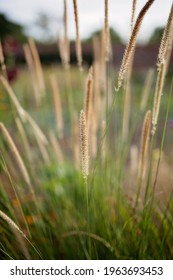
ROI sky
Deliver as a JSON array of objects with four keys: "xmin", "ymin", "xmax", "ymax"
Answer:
[{"xmin": 0, "ymin": 0, "xmax": 172, "ymax": 43}]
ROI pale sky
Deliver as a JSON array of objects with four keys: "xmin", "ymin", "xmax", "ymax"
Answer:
[{"xmin": 0, "ymin": 0, "xmax": 172, "ymax": 42}]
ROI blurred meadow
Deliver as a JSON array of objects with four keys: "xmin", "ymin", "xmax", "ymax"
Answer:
[{"xmin": 0, "ymin": 0, "xmax": 173, "ymax": 260}]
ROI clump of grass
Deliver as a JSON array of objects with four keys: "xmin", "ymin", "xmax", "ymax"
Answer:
[{"xmin": 0, "ymin": 0, "xmax": 173, "ymax": 261}]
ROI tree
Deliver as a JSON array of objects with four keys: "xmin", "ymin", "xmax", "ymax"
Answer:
[
  {"xmin": 33, "ymin": 12, "xmax": 62, "ymax": 43},
  {"xmin": 85, "ymin": 27, "xmax": 122, "ymax": 43},
  {"xmin": 149, "ymin": 27, "xmax": 164, "ymax": 44},
  {"xmin": 0, "ymin": 13, "xmax": 26, "ymax": 42}
]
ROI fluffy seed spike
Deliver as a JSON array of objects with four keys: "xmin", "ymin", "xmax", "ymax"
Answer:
[
  {"xmin": 0, "ymin": 210, "xmax": 30, "ymax": 259},
  {"xmin": 28, "ymin": 38, "xmax": 45, "ymax": 96},
  {"xmin": 0, "ymin": 122, "xmax": 33, "ymax": 195},
  {"xmin": 80, "ymin": 110, "xmax": 89, "ymax": 181},
  {"xmin": 23, "ymin": 43, "xmax": 40, "ymax": 106},
  {"xmin": 115, "ymin": 0, "xmax": 155, "ymax": 92},
  {"xmin": 152, "ymin": 63, "xmax": 166, "ymax": 135},
  {"xmin": 0, "ymin": 75, "xmax": 26, "ymax": 119},
  {"xmin": 84, "ymin": 66, "xmax": 93, "ymax": 128},
  {"xmin": 104, "ymin": 0, "xmax": 109, "ymax": 62},
  {"xmin": 73, "ymin": 0, "xmax": 82, "ymax": 69},
  {"xmin": 0, "ymin": 75, "xmax": 48, "ymax": 145},
  {"xmin": 157, "ymin": 3, "xmax": 173, "ymax": 71},
  {"xmin": 131, "ymin": 0, "xmax": 137, "ymax": 31},
  {"xmin": 63, "ymin": 0, "xmax": 70, "ymax": 68}
]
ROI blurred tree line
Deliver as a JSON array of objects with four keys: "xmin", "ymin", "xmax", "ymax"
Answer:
[
  {"xmin": 0, "ymin": 12, "xmax": 164, "ymax": 45},
  {"xmin": 0, "ymin": 13, "xmax": 26, "ymax": 42}
]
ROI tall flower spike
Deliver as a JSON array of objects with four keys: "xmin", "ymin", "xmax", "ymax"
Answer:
[
  {"xmin": 63, "ymin": 0, "xmax": 70, "ymax": 68},
  {"xmin": 80, "ymin": 110, "xmax": 89, "ymax": 182},
  {"xmin": 152, "ymin": 63, "xmax": 166, "ymax": 135},
  {"xmin": 84, "ymin": 66, "xmax": 93, "ymax": 129},
  {"xmin": 104, "ymin": 0, "xmax": 109, "ymax": 62},
  {"xmin": 157, "ymin": 3, "xmax": 173, "ymax": 71},
  {"xmin": 73, "ymin": 0, "xmax": 82, "ymax": 69},
  {"xmin": 131, "ymin": 0, "xmax": 137, "ymax": 31},
  {"xmin": 0, "ymin": 210, "xmax": 30, "ymax": 259},
  {"xmin": 115, "ymin": 0, "xmax": 155, "ymax": 92}
]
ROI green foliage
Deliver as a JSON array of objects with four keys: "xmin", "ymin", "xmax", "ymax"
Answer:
[
  {"xmin": 85, "ymin": 27, "xmax": 122, "ymax": 43},
  {"xmin": 0, "ymin": 13, "xmax": 26, "ymax": 42},
  {"xmin": 0, "ymin": 65, "xmax": 173, "ymax": 259},
  {"xmin": 149, "ymin": 27, "xmax": 164, "ymax": 44}
]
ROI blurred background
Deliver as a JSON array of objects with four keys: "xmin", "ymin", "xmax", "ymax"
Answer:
[{"xmin": 0, "ymin": 0, "xmax": 173, "ymax": 82}]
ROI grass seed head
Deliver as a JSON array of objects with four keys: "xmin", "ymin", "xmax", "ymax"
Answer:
[
  {"xmin": 80, "ymin": 110, "xmax": 89, "ymax": 181},
  {"xmin": 157, "ymin": 3, "xmax": 173, "ymax": 71},
  {"xmin": 115, "ymin": 0, "xmax": 155, "ymax": 92},
  {"xmin": 73, "ymin": 0, "xmax": 82, "ymax": 70},
  {"xmin": 84, "ymin": 66, "xmax": 93, "ymax": 129}
]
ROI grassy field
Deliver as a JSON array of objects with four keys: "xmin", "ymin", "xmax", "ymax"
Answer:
[{"xmin": 0, "ymin": 0, "xmax": 173, "ymax": 260}]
